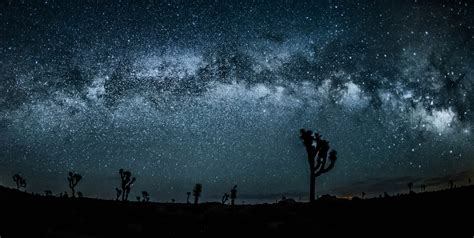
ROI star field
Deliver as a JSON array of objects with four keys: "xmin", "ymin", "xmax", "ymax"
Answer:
[{"xmin": 0, "ymin": 0, "xmax": 473, "ymax": 202}]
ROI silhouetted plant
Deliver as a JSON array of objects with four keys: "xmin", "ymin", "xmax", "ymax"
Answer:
[
  {"xmin": 193, "ymin": 183, "xmax": 202, "ymax": 204},
  {"xmin": 118, "ymin": 169, "xmax": 136, "ymax": 201},
  {"xmin": 142, "ymin": 191, "xmax": 150, "ymax": 202},
  {"xmin": 171, "ymin": 198, "xmax": 175, "ymax": 203},
  {"xmin": 407, "ymin": 182, "xmax": 413, "ymax": 193},
  {"xmin": 361, "ymin": 192, "xmax": 366, "ymax": 199},
  {"xmin": 115, "ymin": 188, "xmax": 122, "ymax": 201},
  {"xmin": 299, "ymin": 129, "xmax": 338, "ymax": 203},
  {"xmin": 44, "ymin": 190, "xmax": 52, "ymax": 196},
  {"xmin": 67, "ymin": 172, "xmax": 82, "ymax": 197},
  {"xmin": 230, "ymin": 185, "xmax": 237, "ymax": 205},
  {"xmin": 12, "ymin": 174, "xmax": 27, "ymax": 190},
  {"xmin": 186, "ymin": 192, "xmax": 191, "ymax": 204},
  {"xmin": 221, "ymin": 193, "xmax": 229, "ymax": 204},
  {"xmin": 449, "ymin": 180, "xmax": 454, "ymax": 189},
  {"xmin": 469, "ymin": 178, "xmax": 472, "ymax": 185},
  {"xmin": 420, "ymin": 184, "xmax": 426, "ymax": 192},
  {"xmin": 77, "ymin": 191, "xmax": 83, "ymax": 198},
  {"xmin": 136, "ymin": 196, "xmax": 141, "ymax": 202}
]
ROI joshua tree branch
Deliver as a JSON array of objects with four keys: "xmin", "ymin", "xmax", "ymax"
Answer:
[
  {"xmin": 315, "ymin": 150, "xmax": 337, "ymax": 177},
  {"xmin": 314, "ymin": 157, "xmax": 327, "ymax": 177},
  {"xmin": 314, "ymin": 158, "xmax": 322, "ymax": 172},
  {"xmin": 320, "ymin": 158, "xmax": 335, "ymax": 174}
]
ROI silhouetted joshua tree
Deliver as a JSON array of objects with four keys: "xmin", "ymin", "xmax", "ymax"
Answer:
[
  {"xmin": 193, "ymin": 183, "xmax": 202, "ymax": 204},
  {"xmin": 361, "ymin": 192, "xmax": 366, "ymax": 199},
  {"xmin": 44, "ymin": 190, "xmax": 52, "ymax": 196},
  {"xmin": 115, "ymin": 188, "xmax": 122, "ymax": 201},
  {"xmin": 449, "ymin": 180, "xmax": 454, "ymax": 189},
  {"xmin": 186, "ymin": 192, "xmax": 191, "ymax": 204},
  {"xmin": 230, "ymin": 185, "xmax": 237, "ymax": 205},
  {"xmin": 118, "ymin": 169, "xmax": 136, "ymax": 201},
  {"xmin": 77, "ymin": 191, "xmax": 83, "ymax": 198},
  {"xmin": 13, "ymin": 174, "xmax": 27, "ymax": 190},
  {"xmin": 222, "ymin": 193, "xmax": 229, "ymax": 204},
  {"xmin": 142, "ymin": 191, "xmax": 150, "ymax": 202},
  {"xmin": 136, "ymin": 196, "xmax": 141, "ymax": 202},
  {"xmin": 300, "ymin": 129, "xmax": 338, "ymax": 203},
  {"xmin": 469, "ymin": 178, "xmax": 472, "ymax": 185},
  {"xmin": 420, "ymin": 184, "xmax": 426, "ymax": 192},
  {"xmin": 407, "ymin": 182, "xmax": 413, "ymax": 193},
  {"xmin": 67, "ymin": 172, "xmax": 82, "ymax": 197}
]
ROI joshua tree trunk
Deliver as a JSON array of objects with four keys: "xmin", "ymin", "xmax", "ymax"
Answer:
[
  {"xmin": 310, "ymin": 170, "xmax": 316, "ymax": 203},
  {"xmin": 194, "ymin": 196, "xmax": 199, "ymax": 204},
  {"xmin": 71, "ymin": 187, "xmax": 75, "ymax": 198},
  {"xmin": 309, "ymin": 156, "xmax": 316, "ymax": 203}
]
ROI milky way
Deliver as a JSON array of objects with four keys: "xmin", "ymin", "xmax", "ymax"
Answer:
[{"xmin": 0, "ymin": 0, "xmax": 473, "ymax": 202}]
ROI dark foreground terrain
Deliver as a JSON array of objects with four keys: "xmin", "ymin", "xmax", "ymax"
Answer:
[{"xmin": 1, "ymin": 185, "xmax": 473, "ymax": 237}]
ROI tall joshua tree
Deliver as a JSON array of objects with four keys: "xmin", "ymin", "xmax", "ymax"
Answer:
[
  {"xmin": 300, "ymin": 129, "xmax": 338, "ymax": 203},
  {"xmin": 118, "ymin": 169, "xmax": 136, "ymax": 201},
  {"xmin": 230, "ymin": 185, "xmax": 237, "ymax": 205},
  {"xmin": 12, "ymin": 174, "xmax": 27, "ymax": 190},
  {"xmin": 193, "ymin": 183, "xmax": 202, "ymax": 204},
  {"xmin": 67, "ymin": 172, "xmax": 82, "ymax": 197}
]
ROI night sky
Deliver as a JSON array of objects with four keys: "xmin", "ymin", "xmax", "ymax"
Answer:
[{"xmin": 1, "ymin": 0, "xmax": 473, "ymax": 203}]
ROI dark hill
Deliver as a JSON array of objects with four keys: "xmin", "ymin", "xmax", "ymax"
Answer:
[{"xmin": 1, "ymin": 185, "xmax": 473, "ymax": 237}]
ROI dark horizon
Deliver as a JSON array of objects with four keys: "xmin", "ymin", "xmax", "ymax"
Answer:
[{"xmin": 1, "ymin": 0, "xmax": 473, "ymax": 203}]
